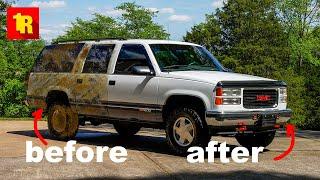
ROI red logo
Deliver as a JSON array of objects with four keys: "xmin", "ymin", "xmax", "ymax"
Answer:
[
  {"xmin": 7, "ymin": 7, "xmax": 39, "ymax": 40},
  {"xmin": 256, "ymin": 95, "xmax": 271, "ymax": 101}
]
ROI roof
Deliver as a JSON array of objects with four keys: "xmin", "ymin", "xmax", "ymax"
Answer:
[{"xmin": 54, "ymin": 39, "xmax": 200, "ymax": 46}]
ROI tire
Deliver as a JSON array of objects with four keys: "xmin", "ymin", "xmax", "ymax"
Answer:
[
  {"xmin": 235, "ymin": 131, "xmax": 275, "ymax": 148},
  {"xmin": 166, "ymin": 106, "xmax": 210, "ymax": 155},
  {"xmin": 47, "ymin": 103, "xmax": 79, "ymax": 140},
  {"xmin": 113, "ymin": 122, "xmax": 141, "ymax": 136}
]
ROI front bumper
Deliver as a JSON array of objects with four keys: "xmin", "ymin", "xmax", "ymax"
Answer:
[{"xmin": 206, "ymin": 109, "xmax": 292, "ymax": 128}]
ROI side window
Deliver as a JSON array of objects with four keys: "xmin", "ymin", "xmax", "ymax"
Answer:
[
  {"xmin": 33, "ymin": 43, "xmax": 84, "ymax": 72},
  {"xmin": 82, "ymin": 45, "xmax": 115, "ymax": 73},
  {"xmin": 115, "ymin": 44, "xmax": 152, "ymax": 74}
]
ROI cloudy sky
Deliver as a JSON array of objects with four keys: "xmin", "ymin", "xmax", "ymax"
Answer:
[{"xmin": 13, "ymin": 0, "xmax": 224, "ymax": 41}]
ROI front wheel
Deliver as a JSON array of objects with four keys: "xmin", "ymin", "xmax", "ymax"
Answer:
[
  {"xmin": 235, "ymin": 131, "xmax": 275, "ymax": 148},
  {"xmin": 166, "ymin": 107, "xmax": 210, "ymax": 155}
]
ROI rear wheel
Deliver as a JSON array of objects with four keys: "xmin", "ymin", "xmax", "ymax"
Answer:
[
  {"xmin": 166, "ymin": 106, "xmax": 210, "ymax": 155},
  {"xmin": 235, "ymin": 131, "xmax": 275, "ymax": 148},
  {"xmin": 113, "ymin": 122, "xmax": 141, "ymax": 137},
  {"xmin": 48, "ymin": 103, "xmax": 79, "ymax": 140}
]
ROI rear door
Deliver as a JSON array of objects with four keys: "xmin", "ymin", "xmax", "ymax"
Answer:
[
  {"xmin": 107, "ymin": 44, "xmax": 160, "ymax": 122},
  {"xmin": 73, "ymin": 44, "xmax": 115, "ymax": 117}
]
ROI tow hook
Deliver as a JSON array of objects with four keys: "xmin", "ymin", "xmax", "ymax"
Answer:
[{"xmin": 236, "ymin": 122, "xmax": 247, "ymax": 132}]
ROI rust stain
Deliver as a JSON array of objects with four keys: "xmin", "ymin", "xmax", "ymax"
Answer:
[{"xmin": 27, "ymin": 43, "xmax": 108, "ymax": 116}]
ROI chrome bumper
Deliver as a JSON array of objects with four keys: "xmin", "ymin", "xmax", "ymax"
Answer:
[{"xmin": 206, "ymin": 109, "xmax": 292, "ymax": 127}]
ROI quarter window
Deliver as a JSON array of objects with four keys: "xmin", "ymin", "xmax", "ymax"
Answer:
[
  {"xmin": 33, "ymin": 43, "xmax": 84, "ymax": 72},
  {"xmin": 83, "ymin": 45, "xmax": 115, "ymax": 73},
  {"xmin": 114, "ymin": 44, "xmax": 152, "ymax": 74}
]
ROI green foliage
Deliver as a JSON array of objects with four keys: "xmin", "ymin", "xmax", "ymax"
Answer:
[
  {"xmin": 273, "ymin": 69, "xmax": 307, "ymax": 127},
  {"xmin": 0, "ymin": 49, "xmax": 7, "ymax": 84},
  {"xmin": 184, "ymin": 14, "xmax": 222, "ymax": 53},
  {"xmin": 0, "ymin": 79, "xmax": 29, "ymax": 117},
  {"xmin": 303, "ymin": 63, "xmax": 320, "ymax": 130},
  {"xmin": 276, "ymin": 0, "xmax": 320, "ymax": 67},
  {"xmin": 0, "ymin": 40, "xmax": 45, "ymax": 117},
  {"xmin": 185, "ymin": 0, "xmax": 320, "ymax": 129},
  {"xmin": 0, "ymin": 0, "xmax": 45, "ymax": 117},
  {"xmin": 55, "ymin": 2, "xmax": 169, "ymax": 42}
]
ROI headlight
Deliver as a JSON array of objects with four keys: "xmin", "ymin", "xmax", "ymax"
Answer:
[
  {"xmin": 215, "ymin": 87, "xmax": 242, "ymax": 105},
  {"xmin": 279, "ymin": 87, "xmax": 287, "ymax": 103},
  {"xmin": 222, "ymin": 88, "xmax": 241, "ymax": 96},
  {"xmin": 280, "ymin": 88, "xmax": 287, "ymax": 96}
]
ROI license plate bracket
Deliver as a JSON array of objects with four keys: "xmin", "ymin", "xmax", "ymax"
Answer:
[{"xmin": 259, "ymin": 114, "xmax": 276, "ymax": 127}]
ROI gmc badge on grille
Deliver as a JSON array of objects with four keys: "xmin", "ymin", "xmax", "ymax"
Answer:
[{"xmin": 256, "ymin": 95, "xmax": 271, "ymax": 101}]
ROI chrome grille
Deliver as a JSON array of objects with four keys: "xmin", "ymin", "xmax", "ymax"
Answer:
[{"xmin": 243, "ymin": 89, "xmax": 278, "ymax": 109}]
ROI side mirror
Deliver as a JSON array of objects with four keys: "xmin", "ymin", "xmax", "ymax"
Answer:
[{"xmin": 132, "ymin": 66, "xmax": 154, "ymax": 76}]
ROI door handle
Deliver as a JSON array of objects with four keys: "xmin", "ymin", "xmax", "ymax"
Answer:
[
  {"xmin": 77, "ymin": 79, "xmax": 83, "ymax": 84},
  {"xmin": 109, "ymin": 80, "xmax": 116, "ymax": 86}
]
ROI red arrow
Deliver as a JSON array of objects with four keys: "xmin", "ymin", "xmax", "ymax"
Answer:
[
  {"xmin": 274, "ymin": 124, "xmax": 295, "ymax": 161},
  {"xmin": 32, "ymin": 109, "xmax": 48, "ymax": 146}
]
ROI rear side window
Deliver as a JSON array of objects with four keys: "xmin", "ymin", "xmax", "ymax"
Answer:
[
  {"xmin": 33, "ymin": 43, "xmax": 84, "ymax": 72},
  {"xmin": 82, "ymin": 44, "xmax": 115, "ymax": 73},
  {"xmin": 115, "ymin": 44, "xmax": 151, "ymax": 74}
]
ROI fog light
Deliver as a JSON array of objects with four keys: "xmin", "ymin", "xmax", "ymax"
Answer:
[{"xmin": 222, "ymin": 98, "xmax": 241, "ymax": 105}]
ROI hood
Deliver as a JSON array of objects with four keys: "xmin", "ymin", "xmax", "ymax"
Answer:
[{"xmin": 164, "ymin": 71, "xmax": 274, "ymax": 84}]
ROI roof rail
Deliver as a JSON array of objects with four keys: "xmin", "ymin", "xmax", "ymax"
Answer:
[{"xmin": 52, "ymin": 37, "xmax": 126, "ymax": 44}]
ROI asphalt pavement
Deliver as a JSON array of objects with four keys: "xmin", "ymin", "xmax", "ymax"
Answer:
[{"xmin": 0, "ymin": 121, "xmax": 319, "ymax": 179}]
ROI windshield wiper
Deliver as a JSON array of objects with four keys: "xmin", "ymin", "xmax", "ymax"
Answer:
[
  {"xmin": 162, "ymin": 65, "xmax": 189, "ymax": 69},
  {"xmin": 162, "ymin": 65, "xmax": 190, "ymax": 72}
]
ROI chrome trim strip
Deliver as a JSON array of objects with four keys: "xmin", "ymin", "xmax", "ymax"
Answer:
[
  {"xmin": 70, "ymin": 101, "xmax": 162, "ymax": 112},
  {"xmin": 205, "ymin": 109, "xmax": 292, "ymax": 127}
]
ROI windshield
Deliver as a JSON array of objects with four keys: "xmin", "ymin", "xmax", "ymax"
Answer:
[{"xmin": 149, "ymin": 44, "xmax": 225, "ymax": 72}]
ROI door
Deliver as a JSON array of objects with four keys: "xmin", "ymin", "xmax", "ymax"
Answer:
[
  {"xmin": 73, "ymin": 44, "xmax": 114, "ymax": 117},
  {"xmin": 107, "ymin": 44, "xmax": 160, "ymax": 122}
]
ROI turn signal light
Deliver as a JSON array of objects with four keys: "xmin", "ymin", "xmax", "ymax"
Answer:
[
  {"xmin": 215, "ymin": 97, "xmax": 223, "ymax": 105},
  {"xmin": 216, "ymin": 87, "xmax": 223, "ymax": 96}
]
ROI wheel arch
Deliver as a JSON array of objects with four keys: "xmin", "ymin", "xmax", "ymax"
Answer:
[
  {"xmin": 46, "ymin": 90, "xmax": 70, "ymax": 109},
  {"xmin": 162, "ymin": 94, "xmax": 208, "ymax": 126}
]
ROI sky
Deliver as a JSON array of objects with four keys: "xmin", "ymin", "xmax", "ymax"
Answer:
[{"xmin": 12, "ymin": 0, "xmax": 224, "ymax": 41}]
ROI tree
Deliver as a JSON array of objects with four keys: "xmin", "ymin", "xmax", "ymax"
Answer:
[
  {"xmin": 276, "ymin": 0, "xmax": 320, "ymax": 129},
  {"xmin": 276, "ymin": 0, "xmax": 320, "ymax": 67},
  {"xmin": 55, "ymin": 2, "xmax": 169, "ymax": 42},
  {"xmin": 185, "ymin": 0, "xmax": 289, "ymax": 77},
  {"xmin": 184, "ymin": 14, "xmax": 222, "ymax": 53},
  {"xmin": 0, "ymin": 1, "xmax": 45, "ymax": 117}
]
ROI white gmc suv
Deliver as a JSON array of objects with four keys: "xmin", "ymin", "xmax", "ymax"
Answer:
[{"xmin": 27, "ymin": 39, "xmax": 292, "ymax": 154}]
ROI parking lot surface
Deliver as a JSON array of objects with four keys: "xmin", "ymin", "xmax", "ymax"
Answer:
[{"xmin": 0, "ymin": 121, "xmax": 319, "ymax": 179}]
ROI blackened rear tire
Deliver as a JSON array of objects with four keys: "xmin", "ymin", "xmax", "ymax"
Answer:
[{"xmin": 235, "ymin": 131, "xmax": 275, "ymax": 148}]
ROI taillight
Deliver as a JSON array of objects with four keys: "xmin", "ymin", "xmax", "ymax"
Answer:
[{"xmin": 215, "ymin": 87, "xmax": 242, "ymax": 105}]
